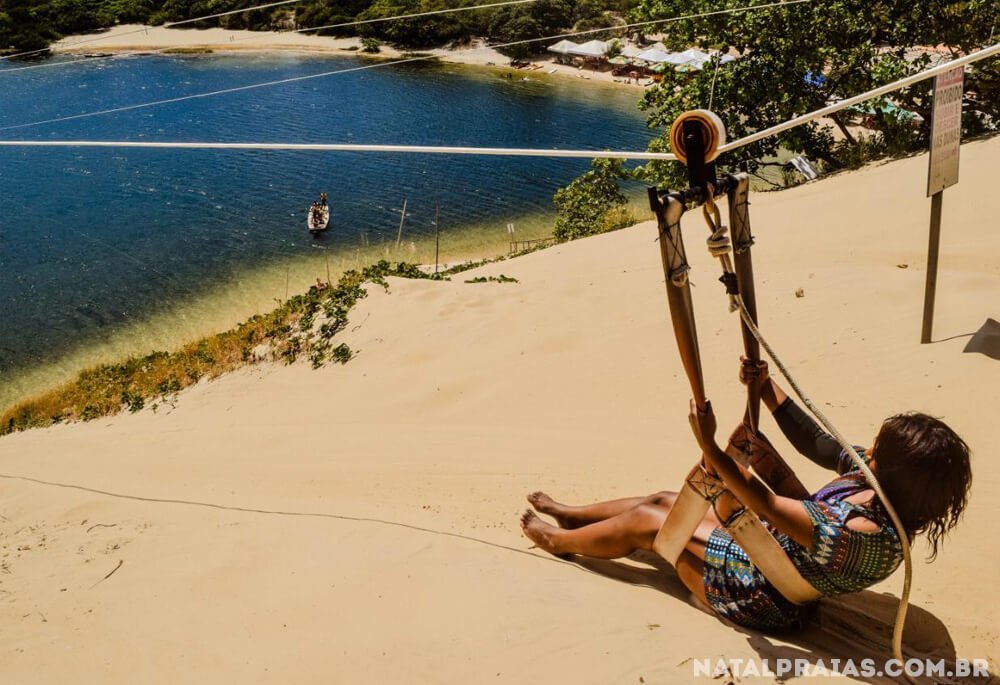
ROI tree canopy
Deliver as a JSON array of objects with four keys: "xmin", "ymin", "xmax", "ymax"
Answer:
[{"xmin": 630, "ymin": 0, "xmax": 999, "ymax": 188}]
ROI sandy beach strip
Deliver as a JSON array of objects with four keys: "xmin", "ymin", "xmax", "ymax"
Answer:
[
  {"xmin": 1, "ymin": 137, "xmax": 998, "ymax": 682},
  {"xmin": 50, "ymin": 24, "xmax": 647, "ymax": 87}
]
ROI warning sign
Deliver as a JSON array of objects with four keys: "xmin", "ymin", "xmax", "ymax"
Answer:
[{"xmin": 927, "ymin": 67, "xmax": 964, "ymax": 197}]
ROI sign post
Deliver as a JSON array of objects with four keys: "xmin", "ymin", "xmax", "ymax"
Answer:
[{"xmin": 921, "ymin": 67, "xmax": 963, "ymax": 343}]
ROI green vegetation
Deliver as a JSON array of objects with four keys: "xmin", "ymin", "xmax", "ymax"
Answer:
[
  {"xmin": 162, "ymin": 46, "xmax": 213, "ymax": 53},
  {"xmin": 630, "ymin": 0, "xmax": 999, "ymax": 188},
  {"xmin": 464, "ymin": 274, "xmax": 518, "ymax": 282},
  {"xmin": 0, "ymin": 260, "xmax": 432, "ymax": 435},
  {"xmin": 0, "ymin": 246, "xmax": 563, "ymax": 436},
  {"xmin": 552, "ymin": 158, "xmax": 634, "ymax": 242}
]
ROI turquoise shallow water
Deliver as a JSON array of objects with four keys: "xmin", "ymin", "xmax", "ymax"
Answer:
[{"xmin": 0, "ymin": 52, "xmax": 653, "ymax": 406}]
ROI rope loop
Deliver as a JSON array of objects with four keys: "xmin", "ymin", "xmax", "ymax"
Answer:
[
  {"xmin": 669, "ymin": 266, "xmax": 690, "ymax": 288},
  {"xmin": 707, "ymin": 233, "xmax": 732, "ymax": 257}
]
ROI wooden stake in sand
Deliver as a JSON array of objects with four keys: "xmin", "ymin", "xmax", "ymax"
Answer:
[
  {"xmin": 434, "ymin": 202, "xmax": 441, "ymax": 274},
  {"xmin": 922, "ymin": 66, "xmax": 963, "ymax": 344},
  {"xmin": 396, "ymin": 198, "xmax": 408, "ymax": 248}
]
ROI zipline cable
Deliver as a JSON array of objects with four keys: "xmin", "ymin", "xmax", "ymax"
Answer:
[
  {"xmin": 0, "ymin": 0, "xmax": 537, "ymax": 73},
  {"xmin": 2, "ymin": 41, "xmax": 993, "ymax": 163},
  {"xmin": 1, "ymin": 0, "xmax": 313, "ymax": 61},
  {"xmin": 0, "ymin": 0, "xmax": 541, "ymax": 72},
  {"xmin": 0, "ymin": 0, "xmax": 812, "ymax": 127}
]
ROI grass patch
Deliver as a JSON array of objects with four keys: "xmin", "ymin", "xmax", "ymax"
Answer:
[
  {"xmin": 0, "ymin": 224, "xmax": 568, "ymax": 436},
  {"xmin": 0, "ymin": 260, "xmax": 434, "ymax": 436},
  {"xmin": 464, "ymin": 275, "xmax": 518, "ymax": 283}
]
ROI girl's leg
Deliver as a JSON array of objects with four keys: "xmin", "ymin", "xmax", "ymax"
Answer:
[
  {"xmin": 527, "ymin": 490, "xmax": 678, "ymax": 529},
  {"xmin": 520, "ymin": 505, "xmax": 710, "ymax": 607},
  {"xmin": 521, "ymin": 492, "xmax": 676, "ymax": 559}
]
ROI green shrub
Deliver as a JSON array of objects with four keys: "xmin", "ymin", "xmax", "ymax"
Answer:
[{"xmin": 553, "ymin": 158, "xmax": 631, "ymax": 242}]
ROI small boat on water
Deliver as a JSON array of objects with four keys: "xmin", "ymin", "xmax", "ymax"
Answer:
[{"xmin": 308, "ymin": 202, "xmax": 330, "ymax": 234}]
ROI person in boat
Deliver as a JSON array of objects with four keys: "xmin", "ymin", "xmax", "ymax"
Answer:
[
  {"xmin": 520, "ymin": 357, "xmax": 971, "ymax": 630},
  {"xmin": 320, "ymin": 192, "xmax": 328, "ymax": 207},
  {"xmin": 309, "ymin": 201, "xmax": 321, "ymax": 228}
]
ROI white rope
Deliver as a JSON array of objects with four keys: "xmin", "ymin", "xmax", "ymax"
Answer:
[
  {"xmin": 0, "ymin": 0, "xmax": 540, "ymax": 74},
  {"xmin": 733, "ymin": 297, "xmax": 913, "ymax": 666},
  {"xmin": 293, "ymin": 0, "xmax": 537, "ymax": 33},
  {"xmin": 0, "ymin": 55, "xmax": 436, "ymax": 131},
  {"xmin": 0, "ymin": 140, "xmax": 680, "ymax": 160},
  {"xmin": 2, "ymin": 37, "xmax": 994, "ymax": 161}
]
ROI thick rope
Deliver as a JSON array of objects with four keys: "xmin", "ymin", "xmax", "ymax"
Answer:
[
  {"xmin": 698, "ymin": 196, "xmax": 913, "ymax": 666},
  {"xmin": 702, "ymin": 189, "xmax": 739, "ymax": 311},
  {"xmin": 733, "ymin": 298, "xmax": 912, "ymax": 665}
]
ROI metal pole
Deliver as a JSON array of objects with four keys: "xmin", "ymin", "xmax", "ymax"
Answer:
[
  {"xmin": 396, "ymin": 198, "xmax": 407, "ymax": 247},
  {"xmin": 921, "ymin": 191, "xmax": 944, "ymax": 344},
  {"xmin": 434, "ymin": 202, "xmax": 440, "ymax": 275}
]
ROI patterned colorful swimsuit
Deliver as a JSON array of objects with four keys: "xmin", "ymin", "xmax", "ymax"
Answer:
[{"xmin": 702, "ymin": 449, "xmax": 903, "ymax": 631}]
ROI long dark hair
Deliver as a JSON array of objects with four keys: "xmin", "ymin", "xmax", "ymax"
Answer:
[{"xmin": 873, "ymin": 413, "xmax": 971, "ymax": 560}]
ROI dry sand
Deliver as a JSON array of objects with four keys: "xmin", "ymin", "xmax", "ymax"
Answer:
[
  {"xmin": 1, "ymin": 137, "xmax": 998, "ymax": 682},
  {"xmin": 51, "ymin": 24, "xmax": 645, "ymax": 87}
]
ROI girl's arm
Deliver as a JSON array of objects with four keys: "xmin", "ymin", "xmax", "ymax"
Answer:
[
  {"xmin": 743, "ymin": 359, "xmax": 843, "ymax": 472},
  {"xmin": 691, "ymin": 400, "xmax": 815, "ymax": 549}
]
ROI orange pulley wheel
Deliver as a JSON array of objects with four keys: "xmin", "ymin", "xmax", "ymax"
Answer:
[{"xmin": 668, "ymin": 109, "xmax": 727, "ymax": 165}]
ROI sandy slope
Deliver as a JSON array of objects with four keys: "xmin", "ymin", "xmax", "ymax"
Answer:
[{"xmin": 1, "ymin": 138, "xmax": 998, "ymax": 683}]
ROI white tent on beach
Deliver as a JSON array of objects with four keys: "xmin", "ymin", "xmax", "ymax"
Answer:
[
  {"xmin": 676, "ymin": 48, "xmax": 712, "ymax": 69},
  {"xmin": 566, "ymin": 39, "xmax": 609, "ymax": 58},
  {"xmin": 547, "ymin": 39, "xmax": 579, "ymax": 56},
  {"xmin": 636, "ymin": 48, "xmax": 686, "ymax": 64},
  {"xmin": 620, "ymin": 45, "xmax": 645, "ymax": 59}
]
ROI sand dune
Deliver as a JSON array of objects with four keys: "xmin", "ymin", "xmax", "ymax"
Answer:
[{"xmin": 1, "ymin": 138, "xmax": 998, "ymax": 683}]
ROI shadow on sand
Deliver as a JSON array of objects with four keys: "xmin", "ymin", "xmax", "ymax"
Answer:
[
  {"xmin": 568, "ymin": 551, "xmax": 995, "ymax": 685},
  {"xmin": 961, "ymin": 319, "xmax": 1000, "ymax": 360}
]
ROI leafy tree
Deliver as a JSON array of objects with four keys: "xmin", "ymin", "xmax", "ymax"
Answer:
[
  {"xmin": 553, "ymin": 158, "xmax": 632, "ymax": 242},
  {"xmin": 630, "ymin": 0, "xmax": 999, "ymax": 188},
  {"xmin": 488, "ymin": 0, "xmax": 573, "ymax": 57},
  {"xmin": 0, "ymin": 0, "xmax": 57, "ymax": 52}
]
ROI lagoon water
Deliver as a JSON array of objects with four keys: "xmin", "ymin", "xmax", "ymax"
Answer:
[{"xmin": 0, "ymin": 52, "xmax": 652, "ymax": 407}]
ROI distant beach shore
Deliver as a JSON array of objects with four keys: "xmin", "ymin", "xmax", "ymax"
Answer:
[{"xmin": 52, "ymin": 24, "xmax": 648, "ymax": 88}]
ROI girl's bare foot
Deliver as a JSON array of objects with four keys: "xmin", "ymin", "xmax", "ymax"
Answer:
[
  {"xmin": 520, "ymin": 509, "xmax": 568, "ymax": 557},
  {"xmin": 526, "ymin": 491, "xmax": 583, "ymax": 529}
]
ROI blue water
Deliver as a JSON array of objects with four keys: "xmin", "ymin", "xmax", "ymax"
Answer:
[{"xmin": 0, "ymin": 53, "xmax": 652, "ymax": 403}]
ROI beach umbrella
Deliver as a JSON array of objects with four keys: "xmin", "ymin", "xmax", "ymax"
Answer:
[{"xmin": 607, "ymin": 55, "xmax": 630, "ymax": 66}]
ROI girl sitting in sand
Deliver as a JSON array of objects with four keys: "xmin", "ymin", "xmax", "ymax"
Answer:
[{"xmin": 521, "ymin": 358, "xmax": 971, "ymax": 629}]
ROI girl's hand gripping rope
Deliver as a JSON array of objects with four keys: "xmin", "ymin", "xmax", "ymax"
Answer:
[{"xmin": 738, "ymin": 355, "xmax": 769, "ymax": 387}]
